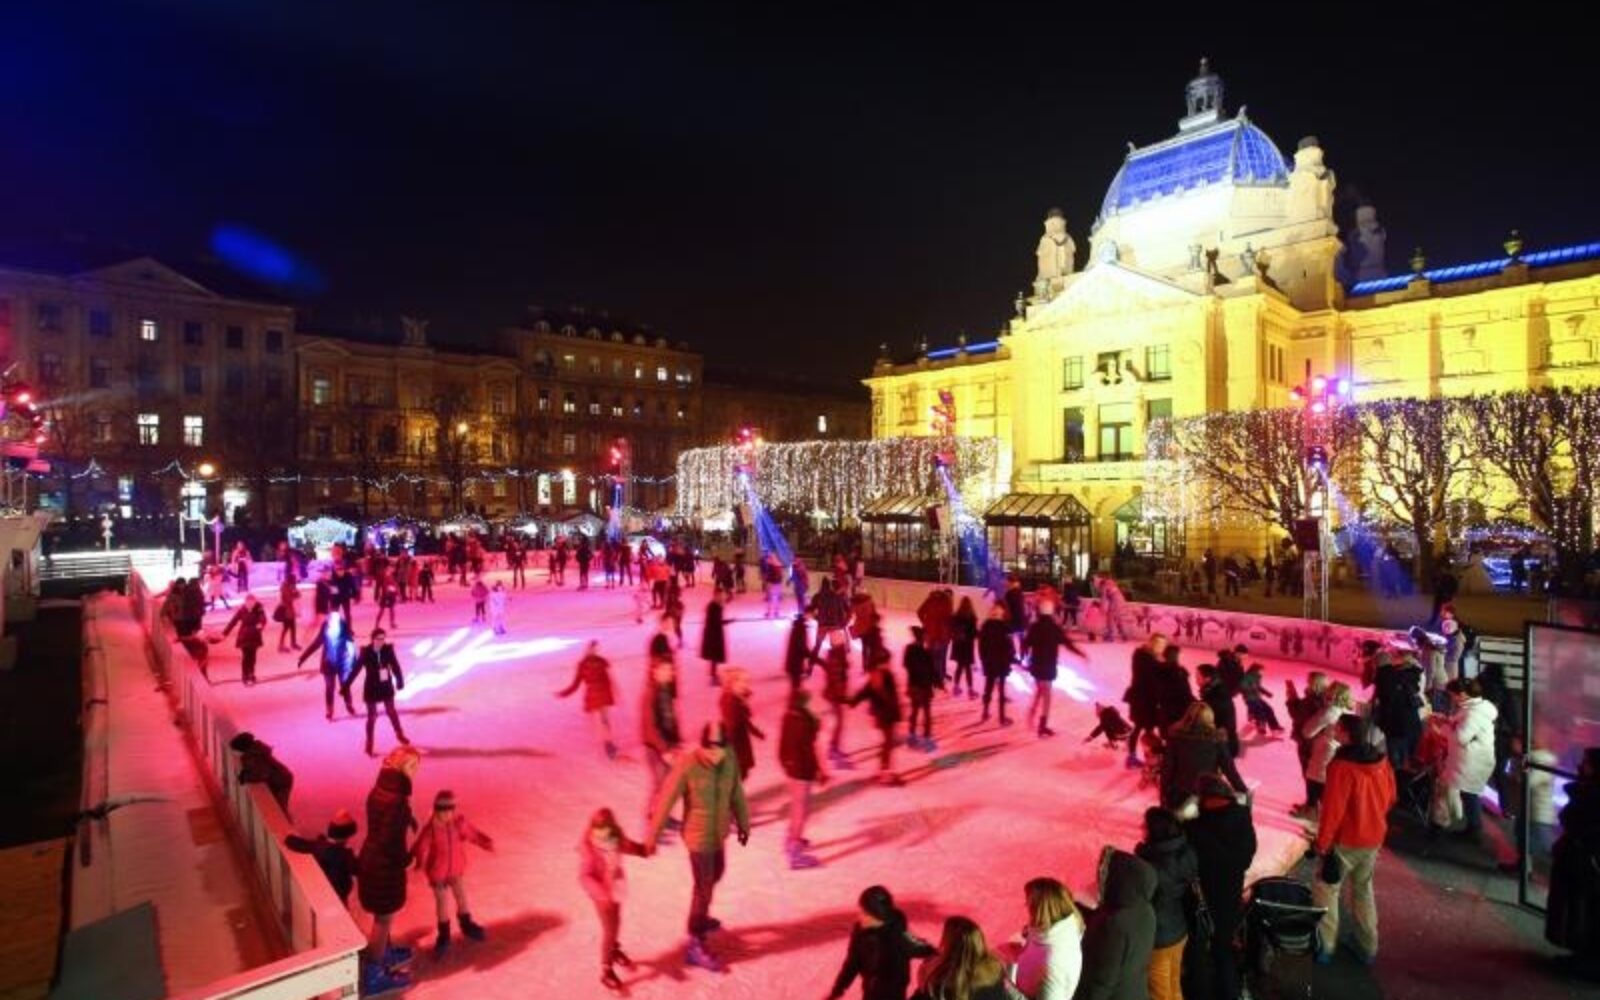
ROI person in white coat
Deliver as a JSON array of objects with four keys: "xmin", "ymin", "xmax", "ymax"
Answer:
[
  {"xmin": 1299, "ymin": 682, "xmax": 1354, "ymax": 819},
  {"xmin": 1432, "ymin": 677, "xmax": 1499, "ymax": 838},
  {"xmin": 1012, "ymin": 876, "xmax": 1085, "ymax": 1000}
]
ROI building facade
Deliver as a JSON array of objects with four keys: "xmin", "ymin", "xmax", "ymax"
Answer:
[
  {"xmin": 865, "ymin": 63, "xmax": 1600, "ymax": 571},
  {"xmin": 698, "ymin": 368, "xmax": 870, "ymax": 446},
  {"xmin": 0, "ymin": 255, "xmax": 298, "ymax": 521}
]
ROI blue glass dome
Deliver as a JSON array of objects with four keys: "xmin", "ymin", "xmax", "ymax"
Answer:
[{"xmin": 1099, "ymin": 116, "xmax": 1290, "ymax": 222}]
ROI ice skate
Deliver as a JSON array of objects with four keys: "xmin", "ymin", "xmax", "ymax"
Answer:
[
  {"xmin": 360, "ymin": 961, "xmax": 411, "ymax": 997},
  {"xmin": 458, "ymin": 913, "xmax": 486, "ymax": 941},
  {"xmin": 685, "ymin": 937, "xmax": 726, "ymax": 972},
  {"xmin": 432, "ymin": 921, "xmax": 450, "ymax": 958}
]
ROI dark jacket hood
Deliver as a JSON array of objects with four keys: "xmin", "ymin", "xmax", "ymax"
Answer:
[
  {"xmin": 1104, "ymin": 850, "xmax": 1158, "ymax": 909},
  {"xmin": 1334, "ymin": 741, "xmax": 1386, "ymax": 766}
]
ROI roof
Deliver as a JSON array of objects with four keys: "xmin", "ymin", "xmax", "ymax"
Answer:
[
  {"xmin": 1345, "ymin": 240, "xmax": 1600, "ymax": 295},
  {"xmin": 983, "ymin": 492, "xmax": 1091, "ymax": 526},
  {"xmin": 860, "ymin": 494, "xmax": 939, "ymax": 522},
  {"xmin": 0, "ymin": 240, "xmax": 293, "ymax": 305},
  {"xmin": 1099, "ymin": 114, "xmax": 1290, "ymax": 222}
]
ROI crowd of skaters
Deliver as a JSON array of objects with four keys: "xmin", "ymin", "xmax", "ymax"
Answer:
[{"xmin": 189, "ymin": 542, "xmax": 1600, "ymax": 998}]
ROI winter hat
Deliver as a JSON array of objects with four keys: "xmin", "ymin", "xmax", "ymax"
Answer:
[
  {"xmin": 229, "ymin": 732, "xmax": 258, "ymax": 753},
  {"xmin": 327, "ymin": 809, "xmax": 358, "ymax": 841},
  {"xmin": 433, "ymin": 789, "xmax": 456, "ymax": 811}
]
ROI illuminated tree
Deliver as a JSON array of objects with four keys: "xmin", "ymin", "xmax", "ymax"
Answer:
[
  {"xmin": 1462, "ymin": 387, "xmax": 1600, "ymax": 586},
  {"xmin": 1353, "ymin": 397, "xmax": 1481, "ymax": 589},
  {"xmin": 1155, "ymin": 407, "xmax": 1358, "ymax": 544},
  {"xmin": 428, "ymin": 388, "xmax": 475, "ymax": 515}
]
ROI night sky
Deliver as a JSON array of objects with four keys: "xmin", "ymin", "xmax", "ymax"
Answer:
[{"xmin": 3, "ymin": 4, "xmax": 1595, "ymax": 384}]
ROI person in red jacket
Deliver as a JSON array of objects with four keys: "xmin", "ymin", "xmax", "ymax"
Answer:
[
  {"xmin": 1311, "ymin": 714, "xmax": 1396, "ymax": 966},
  {"xmin": 411, "ymin": 789, "xmax": 495, "ymax": 958},
  {"xmin": 557, "ymin": 641, "xmax": 618, "ymax": 759},
  {"xmin": 578, "ymin": 807, "xmax": 647, "ymax": 993},
  {"xmin": 779, "ymin": 687, "xmax": 829, "ymax": 869}
]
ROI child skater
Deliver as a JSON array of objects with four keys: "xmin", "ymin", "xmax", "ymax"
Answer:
[
  {"xmin": 470, "ymin": 577, "xmax": 489, "ymax": 624},
  {"xmin": 578, "ymin": 807, "xmax": 647, "ymax": 993},
  {"xmin": 557, "ymin": 641, "xmax": 619, "ymax": 759},
  {"xmin": 1083, "ymin": 702, "xmax": 1133, "ymax": 748},
  {"xmin": 410, "ymin": 789, "xmax": 494, "ymax": 957},
  {"xmin": 1240, "ymin": 661, "xmax": 1285, "ymax": 736},
  {"xmin": 488, "ymin": 581, "xmax": 509, "ymax": 636}
]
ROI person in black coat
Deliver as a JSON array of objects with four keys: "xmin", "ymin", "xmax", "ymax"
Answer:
[
  {"xmin": 1185, "ymin": 773, "xmax": 1257, "ymax": 1000},
  {"xmin": 851, "ymin": 654, "xmax": 903, "ymax": 786},
  {"xmin": 1372, "ymin": 654, "xmax": 1425, "ymax": 771},
  {"xmin": 286, "ymin": 809, "xmax": 360, "ymax": 904},
  {"xmin": 948, "ymin": 596, "xmax": 979, "ymax": 698},
  {"xmin": 230, "ymin": 731, "xmax": 294, "ymax": 815},
  {"xmin": 1199, "ymin": 664, "xmax": 1241, "ymax": 760},
  {"xmin": 1003, "ymin": 576, "xmax": 1028, "ymax": 636},
  {"xmin": 1161, "ymin": 703, "xmax": 1247, "ymax": 811},
  {"xmin": 1154, "ymin": 643, "xmax": 1197, "ymax": 733},
  {"xmin": 1546, "ymin": 747, "xmax": 1600, "ymax": 964},
  {"xmin": 826, "ymin": 885, "xmax": 936, "ymax": 1000},
  {"xmin": 346, "ymin": 629, "xmax": 409, "ymax": 756},
  {"xmin": 222, "ymin": 594, "xmax": 269, "ymax": 685},
  {"xmin": 976, "ymin": 605, "xmax": 1016, "ymax": 726},
  {"xmin": 358, "ymin": 747, "xmax": 421, "ymax": 979},
  {"xmin": 1126, "ymin": 634, "xmax": 1168, "ymax": 767},
  {"xmin": 1136, "ymin": 807, "xmax": 1200, "ymax": 999},
  {"xmin": 903, "ymin": 627, "xmax": 942, "ymax": 751},
  {"xmin": 700, "ymin": 589, "xmax": 728, "ymax": 686},
  {"xmin": 1077, "ymin": 848, "xmax": 1159, "ymax": 1000},
  {"xmin": 1022, "ymin": 603, "xmax": 1083, "ymax": 739}
]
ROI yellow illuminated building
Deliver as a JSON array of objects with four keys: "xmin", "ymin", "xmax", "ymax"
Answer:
[{"xmin": 865, "ymin": 62, "xmax": 1600, "ymax": 570}]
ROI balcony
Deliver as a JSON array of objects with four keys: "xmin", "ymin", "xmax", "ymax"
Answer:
[{"xmin": 1020, "ymin": 457, "xmax": 1172, "ymax": 486}]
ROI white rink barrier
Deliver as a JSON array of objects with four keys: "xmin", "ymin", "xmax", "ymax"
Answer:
[{"xmin": 129, "ymin": 571, "xmax": 365, "ymax": 1000}]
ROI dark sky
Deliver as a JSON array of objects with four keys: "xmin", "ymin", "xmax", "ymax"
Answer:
[{"xmin": 3, "ymin": 3, "xmax": 1595, "ymax": 385}]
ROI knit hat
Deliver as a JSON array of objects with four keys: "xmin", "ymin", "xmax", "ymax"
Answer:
[
  {"xmin": 327, "ymin": 809, "xmax": 358, "ymax": 840},
  {"xmin": 229, "ymin": 732, "xmax": 257, "ymax": 753},
  {"xmin": 433, "ymin": 789, "xmax": 456, "ymax": 811}
]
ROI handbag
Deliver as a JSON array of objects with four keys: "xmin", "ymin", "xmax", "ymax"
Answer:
[
  {"xmin": 1186, "ymin": 878, "xmax": 1216, "ymax": 945},
  {"xmin": 1320, "ymin": 848, "xmax": 1345, "ymax": 884}
]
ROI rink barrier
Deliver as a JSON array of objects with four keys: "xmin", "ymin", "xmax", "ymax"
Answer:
[
  {"xmin": 128, "ymin": 571, "xmax": 365, "ymax": 1000},
  {"xmin": 860, "ymin": 577, "xmax": 1398, "ymax": 677}
]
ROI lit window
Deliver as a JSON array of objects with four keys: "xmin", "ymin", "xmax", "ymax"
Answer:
[
  {"xmin": 676, "ymin": 369, "xmax": 692, "ymax": 384},
  {"xmin": 491, "ymin": 391, "xmax": 507, "ymax": 415},
  {"xmin": 183, "ymin": 415, "xmax": 204, "ymax": 447},
  {"xmin": 537, "ymin": 389, "xmax": 550, "ymax": 412},
  {"xmin": 817, "ymin": 414, "xmax": 828, "ymax": 434},
  {"xmin": 562, "ymin": 433, "xmax": 576, "ymax": 455},
  {"xmin": 656, "ymin": 366, "xmax": 668, "ymax": 382},
  {"xmin": 611, "ymin": 398, "xmax": 624, "ymax": 418},
  {"xmin": 92, "ymin": 412, "xmax": 114, "ymax": 443},
  {"xmin": 562, "ymin": 392, "xmax": 577, "ymax": 414},
  {"xmin": 137, "ymin": 412, "xmax": 160, "ymax": 445},
  {"xmin": 675, "ymin": 405, "xmax": 686, "ymax": 420},
  {"xmin": 312, "ymin": 377, "xmax": 332, "ymax": 405},
  {"xmin": 563, "ymin": 473, "xmax": 577, "ymax": 505},
  {"xmin": 562, "ymin": 354, "xmax": 577, "ymax": 370},
  {"xmin": 612, "ymin": 358, "xmax": 624, "ymax": 376},
  {"xmin": 634, "ymin": 362, "xmax": 644, "ymax": 379},
  {"xmin": 588, "ymin": 398, "xmax": 601, "ymax": 416},
  {"xmin": 633, "ymin": 399, "xmax": 643, "ymax": 418},
  {"xmin": 118, "ymin": 475, "xmax": 133, "ymax": 501},
  {"xmin": 493, "ymin": 478, "xmax": 508, "ymax": 498},
  {"xmin": 1145, "ymin": 344, "xmax": 1172, "ymax": 381},
  {"xmin": 589, "ymin": 356, "xmax": 601, "ymax": 374},
  {"xmin": 1063, "ymin": 356, "xmax": 1084, "ymax": 390},
  {"xmin": 140, "ymin": 318, "xmax": 159, "ymax": 341}
]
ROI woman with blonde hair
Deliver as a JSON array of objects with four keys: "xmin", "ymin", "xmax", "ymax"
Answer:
[
  {"xmin": 912, "ymin": 915, "xmax": 1025, "ymax": 1000},
  {"xmin": 1301, "ymin": 681, "xmax": 1354, "ymax": 818},
  {"xmin": 1012, "ymin": 877, "xmax": 1084, "ymax": 999},
  {"xmin": 1160, "ymin": 701, "xmax": 1246, "ymax": 811}
]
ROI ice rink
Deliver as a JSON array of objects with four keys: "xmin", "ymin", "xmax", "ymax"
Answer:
[{"xmin": 189, "ymin": 569, "xmax": 1327, "ymax": 999}]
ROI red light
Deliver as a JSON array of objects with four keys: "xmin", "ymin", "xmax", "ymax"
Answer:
[{"xmin": 1289, "ymin": 388, "xmax": 1304, "ymax": 404}]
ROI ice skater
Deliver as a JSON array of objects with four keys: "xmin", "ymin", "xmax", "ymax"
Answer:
[
  {"xmin": 640, "ymin": 655, "xmax": 682, "ymax": 839},
  {"xmin": 778, "ymin": 688, "xmax": 827, "ymax": 869},
  {"xmin": 644, "ymin": 721, "xmax": 752, "ymax": 973},
  {"xmin": 346, "ymin": 627, "xmax": 409, "ymax": 756},
  {"xmin": 488, "ymin": 581, "xmax": 509, "ymax": 635},
  {"xmin": 977, "ymin": 604, "xmax": 1016, "ymax": 726},
  {"xmin": 1084, "ymin": 702, "xmax": 1134, "ymax": 748},
  {"xmin": 221, "ymin": 593, "xmax": 268, "ymax": 685},
  {"xmin": 1021, "ymin": 597, "xmax": 1085, "ymax": 738},
  {"xmin": 820, "ymin": 630, "xmax": 854, "ymax": 769},
  {"xmin": 852, "ymin": 647, "xmax": 904, "ymax": 786},
  {"xmin": 718, "ymin": 667, "xmax": 765, "ymax": 781},
  {"xmin": 700, "ymin": 588, "xmax": 727, "ymax": 686},
  {"xmin": 373, "ymin": 575, "xmax": 399, "ymax": 632},
  {"xmin": 275, "ymin": 575, "xmax": 300, "ymax": 652},
  {"xmin": 356, "ymin": 746, "xmax": 419, "ymax": 996},
  {"xmin": 470, "ymin": 576, "xmax": 488, "ymax": 623},
  {"xmin": 904, "ymin": 626, "xmax": 941, "ymax": 752},
  {"xmin": 410, "ymin": 789, "xmax": 493, "ymax": 957},
  {"xmin": 299, "ymin": 610, "xmax": 358, "ymax": 720},
  {"xmin": 1240, "ymin": 662, "xmax": 1285, "ymax": 736},
  {"xmin": 557, "ymin": 641, "xmax": 619, "ymax": 759},
  {"xmin": 578, "ymin": 808, "xmax": 647, "ymax": 992},
  {"xmin": 285, "ymin": 809, "xmax": 359, "ymax": 906},
  {"xmin": 949, "ymin": 595, "xmax": 978, "ymax": 698}
]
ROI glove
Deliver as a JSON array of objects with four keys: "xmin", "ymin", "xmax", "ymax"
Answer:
[{"xmin": 737, "ymin": 827, "xmax": 750, "ymax": 847}]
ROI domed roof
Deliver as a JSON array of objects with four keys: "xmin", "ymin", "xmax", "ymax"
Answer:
[{"xmin": 1098, "ymin": 114, "xmax": 1290, "ymax": 223}]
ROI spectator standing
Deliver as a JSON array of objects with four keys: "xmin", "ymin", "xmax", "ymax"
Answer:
[{"xmin": 1311, "ymin": 714, "xmax": 1395, "ymax": 965}]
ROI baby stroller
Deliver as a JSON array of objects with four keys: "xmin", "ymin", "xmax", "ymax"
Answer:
[{"xmin": 1243, "ymin": 877, "xmax": 1325, "ymax": 1000}]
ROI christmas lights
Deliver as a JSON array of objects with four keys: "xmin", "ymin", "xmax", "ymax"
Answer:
[{"xmin": 676, "ymin": 436, "xmax": 1002, "ymax": 519}]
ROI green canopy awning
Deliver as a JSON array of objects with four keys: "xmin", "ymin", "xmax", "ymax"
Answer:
[{"xmin": 983, "ymin": 492, "xmax": 1090, "ymax": 527}]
